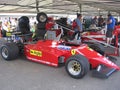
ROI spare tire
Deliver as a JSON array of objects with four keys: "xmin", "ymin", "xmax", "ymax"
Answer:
[
  {"xmin": 18, "ymin": 16, "xmax": 30, "ymax": 34},
  {"xmin": 36, "ymin": 12, "xmax": 48, "ymax": 23},
  {"xmin": 37, "ymin": 22, "xmax": 46, "ymax": 30}
]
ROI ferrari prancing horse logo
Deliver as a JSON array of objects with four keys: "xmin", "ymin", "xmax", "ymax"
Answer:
[{"xmin": 71, "ymin": 49, "xmax": 76, "ymax": 55}]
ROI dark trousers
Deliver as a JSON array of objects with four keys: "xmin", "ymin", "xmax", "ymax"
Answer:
[{"xmin": 72, "ymin": 31, "xmax": 80, "ymax": 40}]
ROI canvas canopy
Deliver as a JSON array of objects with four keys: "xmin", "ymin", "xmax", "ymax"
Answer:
[{"xmin": 0, "ymin": 0, "xmax": 120, "ymax": 16}]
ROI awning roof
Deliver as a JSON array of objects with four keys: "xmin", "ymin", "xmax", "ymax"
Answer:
[{"xmin": 0, "ymin": 0, "xmax": 120, "ymax": 16}]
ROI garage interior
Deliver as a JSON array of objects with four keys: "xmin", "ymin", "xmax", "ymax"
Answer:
[{"xmin": 0, "ymin": 0, "xmax": 120, "ymax": 90}]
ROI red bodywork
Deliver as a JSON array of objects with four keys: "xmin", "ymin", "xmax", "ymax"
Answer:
[
  {"xmin": 114, "ymin": 26, "xmax": 120, "ymax": 47},
  {"xmin": 81, "ymin": 31, "xmax": 106, "ymax": 42},
  {"xmin": 24, "ymin": 40, "xmax": 120, "ymax": 70}
]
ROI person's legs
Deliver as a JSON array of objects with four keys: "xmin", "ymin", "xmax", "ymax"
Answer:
[
  {"xmin": 109, "ymin": 37, "xmax": 113, "ymax": 44},
  {"xmin": 106, "ymin": 37, "xmax": 111, "ymax": 45},
  {"xmin": 72, "ymin": 31, "xmax": 79, "ymax": 40},
  {"xmin": 106, "ymin": 29, "xmax": 113, "ymax": 45},
  {"xmin": 77, "ymin": 31, "xmax": 81, "ymax": 40}
]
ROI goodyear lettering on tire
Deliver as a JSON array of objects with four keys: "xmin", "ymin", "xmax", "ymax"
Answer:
[{"xmin": 30, "ymin": 49, "xmax": 42, "ymax": 57}]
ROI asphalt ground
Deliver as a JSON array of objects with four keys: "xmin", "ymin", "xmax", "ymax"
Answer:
[{"xmin": 0, "ymin": 39, "xmax": 120, "ymax": 90}]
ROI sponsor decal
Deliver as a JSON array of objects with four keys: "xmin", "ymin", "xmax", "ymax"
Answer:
[
  {"xmin": 57, "ymin": 45, "xmax": 71, "ymax": 50},
  {"xmin": 30, "ymin": 49, "xmax": 42, "ymax": 57}
]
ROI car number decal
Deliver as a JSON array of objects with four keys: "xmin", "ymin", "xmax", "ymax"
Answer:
[
  {"xmin": 71, "ymin": 49, "xmax": 76, "ymax": 55},
  {"xmin": 30, "ymin": 49, "xmax": 42, "ymax": 57}
]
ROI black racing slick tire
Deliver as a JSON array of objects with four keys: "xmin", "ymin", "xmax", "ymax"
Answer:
[
  {"xmin": 87, "ymin": 42, "xmax": 105, "ymax": 55},
  {"xmin": 36, "ymin": 12, "xmax": 48, "ymax": 23},
  {"xmin": 106, "ymin": 55, "xmax": 117, "ymax": 64},
  {"xmin": 65, "ymin": 54, "xmax": 90, "ymax": 79},
  {"xmin": 0, "ymin": 43, "xmax": 19, "ymax": 60}
]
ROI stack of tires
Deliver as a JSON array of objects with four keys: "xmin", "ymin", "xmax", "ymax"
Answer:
[
  {"xmin": 18, "ymin": 16, "xmax": 30, "ymax": 34},
  {"xmin": 17, "ymin": 16, "xmax": 33, "ymax": 42},
  {"xmin": 35, "ymin": 12, "xmax": 48, "ymax": 40}
]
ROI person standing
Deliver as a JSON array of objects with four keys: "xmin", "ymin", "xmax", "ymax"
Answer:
[
  {"xmin": 106, "ymin": 13, "xmax": 115, "ymax": 45},
  {"xmin": 72, "ymin": 13, "xmax": 83, "ymax": 40},
  {"xmin": 91, "ymin": 16, "xmax": 98, "ymax": 26},
  {"xmin": 98, "ymin": 15, "xmax": 104, "ymax": 27}
]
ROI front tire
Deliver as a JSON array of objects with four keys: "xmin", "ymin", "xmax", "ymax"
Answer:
[
  {"xmin": 65, "ymin": 54, "xmax": 89, "ymax": 79},
  {"xmin": 87, "ymin": 42, "xmax": 105, "ymax": 55},
  {"xmin": 0, "ymin": 43, "xmax": 19, "ymax": 60}
]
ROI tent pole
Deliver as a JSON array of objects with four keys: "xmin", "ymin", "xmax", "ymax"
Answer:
[
  {"xmin": 36, "ymin": 0, "xmax": 39, "ymax": 13},
  {"xmin": 78, "ymin": 4, "xmax": 82, "ymax": 14}
]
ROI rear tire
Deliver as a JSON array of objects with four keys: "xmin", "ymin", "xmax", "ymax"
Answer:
[
  {"xmin": 65, "ymin": 54, "xmax": 89, "ymax": 79},
  {"xmin": 0, "ymin": 43, "xmax": 19, "ymax": 60}
]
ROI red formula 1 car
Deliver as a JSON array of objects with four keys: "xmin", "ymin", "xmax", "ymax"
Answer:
[
  {"xmin": 0, "ymin": 12, "xmax": 120, "ymax": 79},
  {"xmin": 1, "ymin": 38, "xmax": 120, "ymax": 79}
]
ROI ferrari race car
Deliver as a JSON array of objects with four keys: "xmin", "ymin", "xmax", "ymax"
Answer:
[{"xmin": 0, "ymin": 12, "xmax": 120, "ymax": 79}]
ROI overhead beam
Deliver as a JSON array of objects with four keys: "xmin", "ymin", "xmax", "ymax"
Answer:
[{"xmin": 0, "ymin": 3, "xmax": 35, "ymax": 8}]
